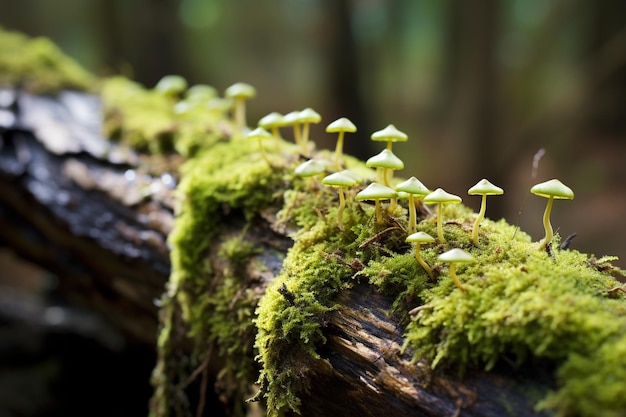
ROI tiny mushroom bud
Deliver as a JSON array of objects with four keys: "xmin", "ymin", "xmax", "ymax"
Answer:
[
  {"xmin": 371, "ymin": 124, "xmax": 408, "ymax": 151},
  {"xmin": 225, "ymin": 82, "xmax": 256, "ymax": 133},
  {"xmin": 355, "ymin": 182, "xmax": 398, "ymax": 225},
  {"xmin": 297, "ymin": 107, "xmax": 321, "ymax": 154},
  {"xmin": 322, "ymin": 171, "xmax": 358, "ymax": 229},
  {"xmin": 423, "ymin": 188, "xmax": 462, "ymax": 244},
  {"xmin": 247, "ymin": 127, "xmax": 273, "ymax": 165},
  {"xmin": 438, "ymin": 248, "xmax": 474, "ymax": 292},
  {"xmin": 468, "ymin": 179, "xmax": 504, "ymax": 245},
  {"xmin": 406, "ymin": 231, "xmax": 435, "ymax": 278},
  {"xmin": 530, "ymin": 179, "xmax": 574, "ymax": 250},
  {"xmin": 155, "ymin": 74, "xmax": 188, "ymax": 99},
  {"xmin": 395, "ymin": 177, "xmax": 430, "ymax": 234},
  {"xmin": 259, "ymin": 112, "xmax": 285, "ymax": 139},
  {"xmin": 326, "ymin": 117, "xmax": 357, "ymax": 170}
]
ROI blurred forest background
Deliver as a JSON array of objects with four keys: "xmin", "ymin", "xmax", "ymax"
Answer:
[{"xmin": 1, "ymin": 0, "xmax": 625, "ymax": 265}]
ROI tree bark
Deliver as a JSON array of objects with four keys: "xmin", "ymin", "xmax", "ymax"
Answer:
[{"xmin": 0, "ymin": 88, "xmax": 551, "ymax": 416}]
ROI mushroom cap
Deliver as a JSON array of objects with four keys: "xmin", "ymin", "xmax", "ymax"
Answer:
[
  {"xmin": 423, "ymin": 188, "xmax": 462, "ymax": 204},
  {"xmin": 247, "ymin": 127, "xmax": 273, "ymax": 141},
  {"xmin": 155, "ymin": 74, "xmax": 188, "ymax": 95},
  {"xmin": 298, "ymin": 107, "xmax": 322, "ymax": 124},
  {"xmin": 395, "ymin": 177, "xmax": 430, "ymax": 196},
  {"xmin": 326, "ymin": 117, "xmax": 357, "ymax": 133},
  {"xmin": 438, "ymin": 248, "xmax": 474, "ymax": 263},
  {"xmin": 283, "ymin": 111, "xmax": 301, "ymax": 125},
  {"xmin": 468, "ymin": 179, "xmax": 504, "ymax": 196},
  {"xmin": 185, "ymin": 84, "xmax": 218, "ymax": 102},
  {"xmin": 371, "ymin": 124, "xmax": 408, "ymax": 143},
  {"xmin": 294, "ymin": 160, "xmax": 326, "ymax": 177},
  {"xmin": 406, "ymin": 231, "xmax": 435, "ymax": 244},
  {"xmin": 355, "ymin": 182, "xmax": 398, "ymax": 201},
  {"xmin": 531, "ymin": 179, "xmax": 574, "ymax": 200},
  {"xmin": 259, "ymin": 112, "xmax": 285, "ymax": 129},
  {"xmin": 225, "ymin": 82, "xmax": 257, "ymax": 100},
  {"xmin": 322, "ymin": 171, "xmax": 358, "ymax": 187},
  {"xmin": 366, "ymin": 149, "xmax": 404, "ymax": 170},
  {"xmin": 337, "ymin": 169, "xmax": 362, "ymax": 183}
]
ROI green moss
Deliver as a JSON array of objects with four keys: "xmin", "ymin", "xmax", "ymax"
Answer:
[
  {"xmin": 0, "ymin": 26, "xmax": 94, "ymax": 93},
  {"xmin": 101, "ymin": 76, "xmax": 228, "ymax": 155}
]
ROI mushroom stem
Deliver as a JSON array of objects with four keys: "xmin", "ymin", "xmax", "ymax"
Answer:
[
  {"xmin": 436, "ymin": 203, "xmax": 445, "ymax": 243},
  {"xmin": 407, "ymin": 195, "xmax": 417, "ymax": 234},
  {"xmin": 375, "ymin": 199, "xmax": 383, "ymax": 224},
  {"xmin": 337, "ymin": 187, "xmax": 346, "ymax": 229},
  {"xmin": 449, "ymin": 264, "xmax": 466, "ymax": 292},
  {"xmin": 234, "ymin": 99, "xmax": 246, "ymax": 131},
  {"xmin": 384, "ymin": 169, "xmax": 398, "ymax": 212},
  {"xmin": 301, "ymin": 123, "xmax": 311, "ymax": 153},
  {"xmin": 293, "ymin": 124, "xmax": 302, "ymax": 148},
  {"xmin": 414, "ymin": 242, "xmax": 433, "ymax": 277},
  {"xmin": 472, "ymin": 194, "xmax": 487, "ymax": 245},
  {"xmin": 334, "ymin": 131, "xmax": 345, "ymax": 170},
  {"xmin": 539, "ymin": 196, "xmax": 554, "ymax": 250}
]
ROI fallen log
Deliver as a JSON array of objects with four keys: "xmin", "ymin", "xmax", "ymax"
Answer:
[{"xmin": 0, "ymin": 88, "xmax": 554, "ymax": 417}]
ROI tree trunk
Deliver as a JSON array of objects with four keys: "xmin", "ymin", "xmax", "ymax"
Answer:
[{"xmin": 0, "ymin": 88, "xmax": 551, "ymax": 416}]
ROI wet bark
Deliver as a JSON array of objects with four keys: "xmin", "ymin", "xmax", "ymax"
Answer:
[{"xmin": 0, "ymin": 88, "xmax": 551, "ymax": 416}]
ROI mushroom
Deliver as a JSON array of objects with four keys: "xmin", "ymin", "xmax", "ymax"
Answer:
[
  {"xmin": 355, "ymin": 182, "xmax": 398, "ymax": 225},
  {"xmin": 406, "ymin": 231, "xmax": 435, "ymax": 278},
  {"xmin": 365, "ymin": 149, "xmax": 404, "ymax": 187},
  {"xmin": 530, "ymin": 179, "xmax": 574, "ymax": 250},
  {"xmin": 371, "ymin": 124, "xmax": 408, "ymax": 151},
  {"xmin": 468, "ymin": 179, "xmax": 504, "ymax": 245},
  {"xmin": 326, "ymin": 117, "xmax": 357, "ymax": 170},
  {"xmin": 247, "ymin": 127, "xmax": 273, "ymax": 165},
  {"xmin": 185, "ymin": 84, "xmax": 218, "ymax": 103},
  {"xmin": 438, "ymin": 248, "xmax": 474, "ymax": 292},
  {"xmin": 294, "ymin": 159, "xmax": 327, "ymax": 188},
  {"xmin": 395, "ymin": 177, "xmax": 430, "ymax": 234},
  {"xmin": 423, "ymin": 188, "xmax": 462, "ymax": 244},
  {"xmin": 155, "ymin": 74, "xmax": 188, "ymax": 100},
  {"xmin": 297, "ymin": 108, "xmax": 322, "ymax": 155},
  {"xmin": 321, "ymin": 171, "xmax": 359, "ymax": 229},
  {"xmin": 225, "ymin": 82, "xmax": 257, "ymax": 133},
  {"xmin": 259, "ymin": 112, "xmax": 285, "ymax": 139}
]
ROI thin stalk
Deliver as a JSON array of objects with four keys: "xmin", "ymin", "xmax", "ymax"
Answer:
[
  {"xmin": 538, "ymin": 196, "xmax": 554, "ymax": 250},
  {"xmin": 471, "ymin": 194, "xmax": 487, "ymax": 245}
]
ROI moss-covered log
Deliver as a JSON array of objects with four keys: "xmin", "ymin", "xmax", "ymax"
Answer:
[
  {"xmin": 2, "ymin": 28, "xmax": 626, "ymax": 417},
  {"xmin": 0, "ymin": 88, "xmax": 560, "ymax": 417}
]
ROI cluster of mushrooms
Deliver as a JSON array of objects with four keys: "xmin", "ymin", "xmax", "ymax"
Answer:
[{"xmin": 224, "ymin": 82, "xmax": 575, "ymax": 293}]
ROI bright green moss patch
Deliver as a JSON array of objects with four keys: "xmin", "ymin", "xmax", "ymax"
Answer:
[{"xmin": 0, "ymin": 26, "xmax": 93, "ymax": 93}]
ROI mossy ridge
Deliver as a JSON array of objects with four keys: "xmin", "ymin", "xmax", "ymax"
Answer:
[
  {"xmin": 254, "ymin": 190, "xmax": 371, "ymax": 414},
  {"xmin": 152, "ymin": 137, "xmax": 290, "ymax": 416},
  {"xmin": 0, "ymin": 26, "xmax": 93, "ymax": 93}
]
